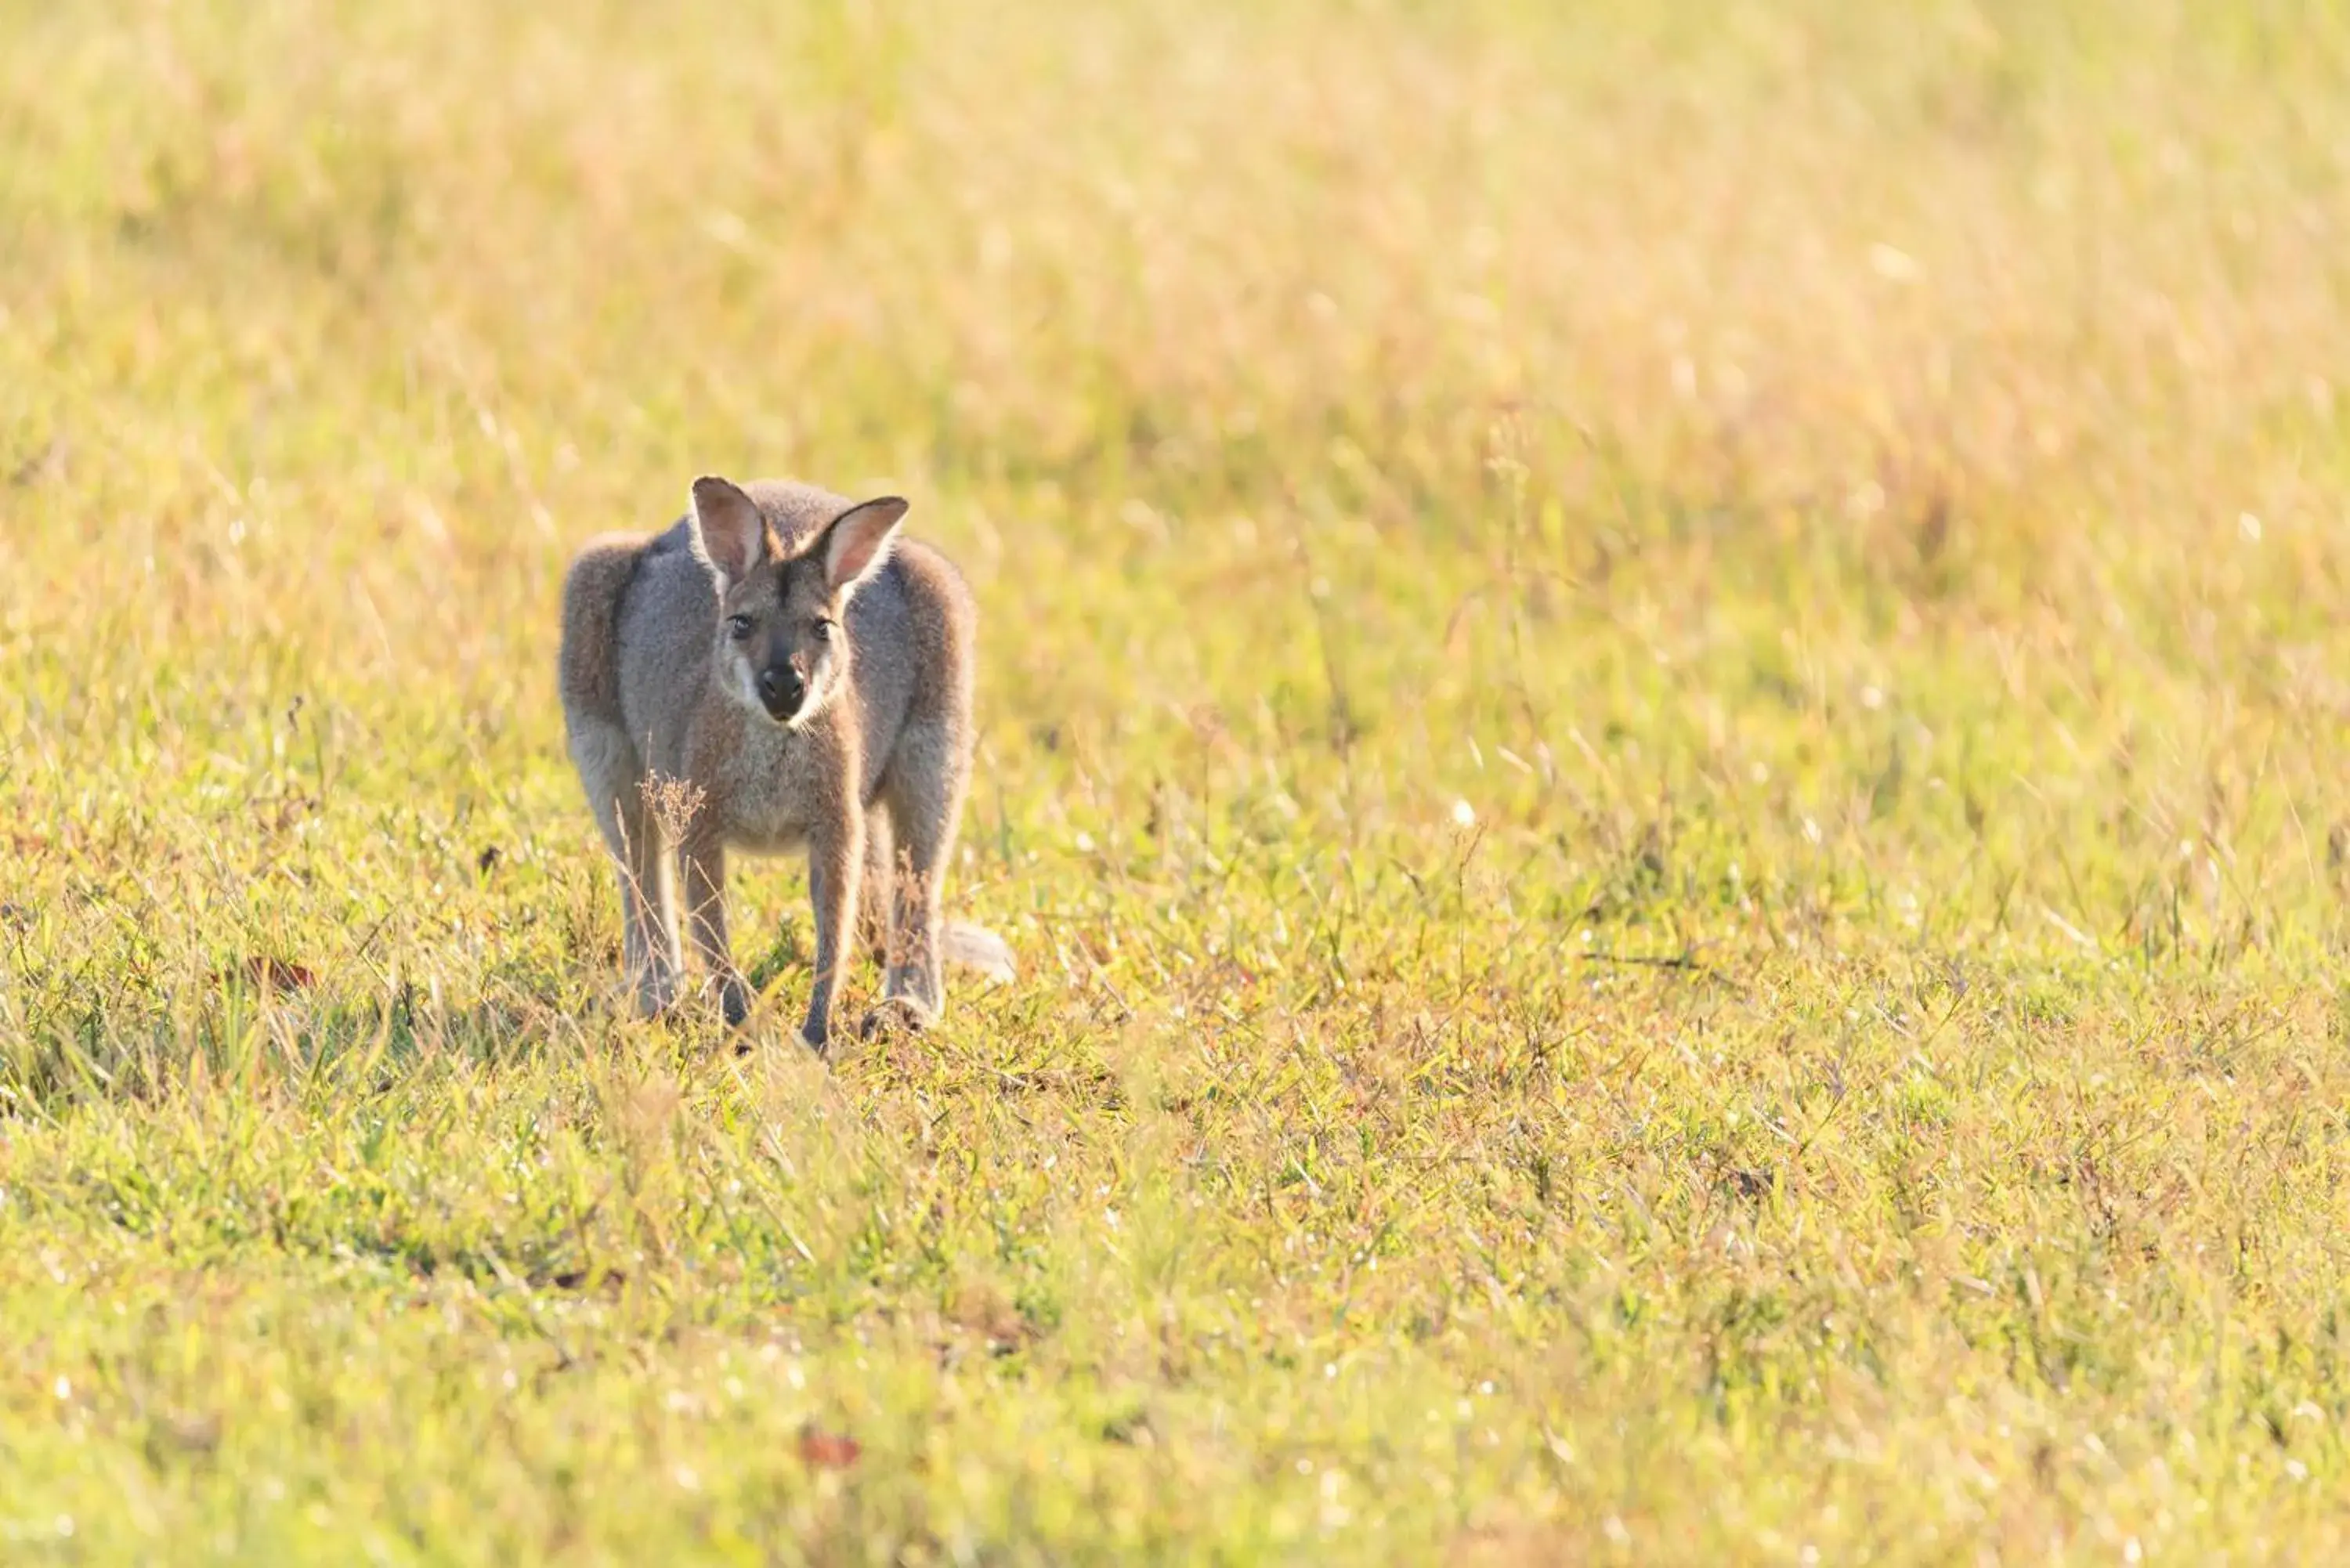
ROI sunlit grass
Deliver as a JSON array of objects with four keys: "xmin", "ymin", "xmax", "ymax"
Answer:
[{"xmin": 4, "ymin": 0, "xmax": 2350, "ymax": 1560}]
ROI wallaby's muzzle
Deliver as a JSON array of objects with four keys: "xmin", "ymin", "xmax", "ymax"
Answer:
[{"xmin": 755, "ymin": 663, "xmax": 807, "ymax": 724}]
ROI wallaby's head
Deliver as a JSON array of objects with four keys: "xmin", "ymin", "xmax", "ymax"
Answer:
[{"xmin": 685, "ymin": 476, "xmax": 909, "ymax": 730}]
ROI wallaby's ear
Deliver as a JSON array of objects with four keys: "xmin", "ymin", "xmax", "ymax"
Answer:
[
  {"xmin": 819, "ymin": 497, "xmax": 909, "ymax": 594},
  {"xmin": 688, "ymin": 475, "xmax": 769, "ymax": 589}
]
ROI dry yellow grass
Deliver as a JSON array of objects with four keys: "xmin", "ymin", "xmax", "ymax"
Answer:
[{"xmin": 4, "ymin": 0, "xmax": 2350, "ymax": 1561}]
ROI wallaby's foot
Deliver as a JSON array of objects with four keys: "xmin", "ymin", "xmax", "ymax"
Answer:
[
  {"xmin": 796, "ymin": 1019, "xmax": 831, "ymax": 1059},
  {"xmin": 859, "ymin": 996, "xmax": 933, "ymax": 1040},
  {"xmin": 634, "ymin": 971, "xmax": 680, "ymax": 1021},
  {"xmin": 712, "ymin": 975, "xmax": 752, "ymax": 1029}
]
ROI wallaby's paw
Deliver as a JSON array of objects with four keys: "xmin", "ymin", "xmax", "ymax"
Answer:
[
  {"xmin": 859, "ymin": 997, "xmax": 932, "ymax": 1040},
  {"xmin": 718, "ymin": 979, "xmax": 751, "ymax": 1029}
]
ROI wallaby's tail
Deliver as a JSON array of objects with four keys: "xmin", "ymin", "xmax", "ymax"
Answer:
[
  {"xmin": 942, "ymin": 921, "xmax": 1017, "ymax": 984},
  {"xmin": 559, "ymin": 536, "xmax": 645, "ymax": 728}
]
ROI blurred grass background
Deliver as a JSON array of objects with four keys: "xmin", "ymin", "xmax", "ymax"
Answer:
[{"xmin": 4, "ymin": 0, "xmax": 2350, "ymax": 1561}]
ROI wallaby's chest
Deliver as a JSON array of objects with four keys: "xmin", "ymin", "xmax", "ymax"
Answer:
[{"xmin": 689, "ymin": 709, "xmax": 850, "ymax": 856}]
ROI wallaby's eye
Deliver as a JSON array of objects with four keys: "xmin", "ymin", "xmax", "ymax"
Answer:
[
  {"xmin": 726, "ymin": 614, "xmax": 754, "ymax": 641},
  {"xmin": 812, "ymin": 618, "xmax": 836, "ymax": 642}
]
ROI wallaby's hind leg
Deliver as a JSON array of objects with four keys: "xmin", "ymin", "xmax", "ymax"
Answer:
[
  {"xmin": 862, "ymin": 718, "xmax": 970, "ymax": 1036},
  {"xmin": 631, "ymin": 817, "xmax": 682, "ymax": 1017},
  {"xmin": 798, "ymin": 811, "xmax": 865, "ymax": 1056},
  {"xmin": 571, "ymin": 721, "xmax": 677, "ymax": 1017},
  {"xmin": 678, "ymin": 831, "xmax": 750, "ymax": 1026},
  {"xmin": 616, "ymin": 792, "xmax": 679, "ymax": 1019},
  {"xmin": 858, "ymin": 807, "xmax": 895, "ymax": 969}
]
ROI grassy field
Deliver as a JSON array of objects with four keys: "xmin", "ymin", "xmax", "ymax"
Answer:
[{"xmin": 5, "ymin": 0, "xmax": 2350, "ymax": 1559}]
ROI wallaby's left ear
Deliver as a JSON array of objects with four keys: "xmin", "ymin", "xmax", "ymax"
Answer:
[{"xmin": 820, "ymin": 497, "xmax": 909, "ymax": 594}]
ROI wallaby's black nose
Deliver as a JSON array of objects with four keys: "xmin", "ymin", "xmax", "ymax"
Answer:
[{"xmin": 757, "ymin": 666, "xmax": 806, "ymax": 720}]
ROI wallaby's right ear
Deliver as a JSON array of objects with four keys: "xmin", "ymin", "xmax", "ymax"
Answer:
[{"xmin": 687, "ymin": 476, "xmax": 769, "ymax": 590}]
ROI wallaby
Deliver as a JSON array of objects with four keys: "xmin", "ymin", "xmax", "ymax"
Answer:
[{"xmin": 559, "ymin": 476, "xmax": 1010, "ymax": 1053}]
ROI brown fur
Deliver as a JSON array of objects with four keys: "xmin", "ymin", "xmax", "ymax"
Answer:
[{"xmin": 559, "ymin": 476, "xmax": 1003, "ymax": 1053}]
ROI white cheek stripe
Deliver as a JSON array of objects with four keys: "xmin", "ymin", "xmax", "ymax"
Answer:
[
  {"xmin": 783, "ymin": 652, "xmax": 844, "ymax": 732},
  {"xmin": 724, "ymin": 652, "xmax": 767, "ymax": 716},
  {"xmin": 784, "ymin": 678, "xmax": 837, "ymax": 732}
]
